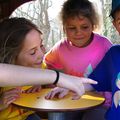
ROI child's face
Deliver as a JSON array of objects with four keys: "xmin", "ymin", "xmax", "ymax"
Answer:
[
  {"xmin": 113, "ymin": 11, "xmax": 120, "ymax": 34},
  {"xmin": 16, "ymin": 29, "xmax": 45, "ymax": 68},
  {"xmin": 64, "ymin": 16, "xmax": 93, "ymax": 47}
]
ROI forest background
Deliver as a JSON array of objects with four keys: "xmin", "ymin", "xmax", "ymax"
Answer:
[{"xmin": 11, "ymin": 0, "xmax": 118, "ymax": 50}]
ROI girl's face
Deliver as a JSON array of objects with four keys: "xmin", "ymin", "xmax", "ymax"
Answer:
[
  {"xmin": 113, "ymin": 11, "xmax": 120, "ymax": 34},
  {"xmin": 16, "ymin": 29, "xmax": 45, "ymax": 68},
  {"xmin": 64, "ymin": 16, "xmax": 93, "ymax": 47}
]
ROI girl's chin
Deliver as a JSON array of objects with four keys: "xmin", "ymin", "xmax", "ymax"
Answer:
[{"xmin": 33, "ymin": 64, "xmax": 42, "ymax": 68}]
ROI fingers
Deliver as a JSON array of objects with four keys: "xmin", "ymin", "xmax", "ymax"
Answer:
[
  {"xmin": 58, "ymin": 90, "xmax": 68, "ymax": 98},
  {"xmin": 3, "ymin": 88, "xmax": 21, "ymax": 100},
  {"xmin": 3, "ymin": 93, "xmax": 20, "ymax": 102},
  {"xmin": 76, "ymin": 85, "xmax": 85, "ymax": 96},
  {"xmin": 45, "ymin": 87, "xmax": 68, "ymax": 99},
  {"xmin": 57, "ymin": 73, "xmax": 97, "ymax": 97},
  {"xmin": 72, "ymin": 93, "xmax": 80, "ymax": 100},
  {"xmin": 24, "ymin": 87, "xmax": 36, "ymax": 93},
  {"xmin": 81, "ymin": 78, "xmax": 98, "ymax": 84},
  {"xmin": 1, "ymin": 88, "xmax": 21, "ymax": 106},
  {"xmin": 45, "ymin": 90, "xmax": 59, "ymax": 99},
  {"xmin": 45, "ymin": 91, "xmax": 53, "ymax": 99},
  {"xmin": 24, "ymin": 86, "xmax": 41, "ymax": 93},
  {"xmin": 4, "ymin": 88, "xmax": 21, "ymax": 96},
  {"xmin": 4, "ymin": 97, "xmax": 17, "ymax": 105}
]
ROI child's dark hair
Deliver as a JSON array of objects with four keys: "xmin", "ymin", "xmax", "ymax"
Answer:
[
  {"xmin": 0, "ymin": 17, "xmax": 42, "ymax": 64},
  {"xmin": 60, "ymin": 0, "xmax": 101, "ymax": 30},
  {"xmin": 110, "ymin": 6, "xmax": 120, "ymax": 19}
]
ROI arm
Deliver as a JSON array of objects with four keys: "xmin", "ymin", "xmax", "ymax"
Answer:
[
  {"xmin": 0, "ymin": 63, "xmax": 58, "ymax": 86},
  {"xmin": 0, "ymin": 64, "xmax": 97, "ymax": 96},
  {"xmin": 44, "ymin": 43, "xmax": 64, "ymax": 71}
]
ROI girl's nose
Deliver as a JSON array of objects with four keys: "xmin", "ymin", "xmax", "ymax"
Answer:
[
  {"xmin": 37, "ymin": 49, "xmax": 44, "ymax": 60},
  {"xmin": 75, "ymin": 28, "xmax": 81, "ymax": 34}
]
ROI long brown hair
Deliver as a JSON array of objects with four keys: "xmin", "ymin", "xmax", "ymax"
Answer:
[{"xmin": 0, "ymin": 17, "xmax": 42, "ymax": 64}]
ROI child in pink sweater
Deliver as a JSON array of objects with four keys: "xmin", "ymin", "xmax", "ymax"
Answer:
[{"xmin": 44, "ymin": 0, "xmax": 112, "ymax": 120}]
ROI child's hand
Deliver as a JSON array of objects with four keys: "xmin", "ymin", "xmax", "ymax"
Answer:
[
  {"xmin": 45, "ymin": 87, "xmax": 69, "ymax": 99},
  {"xmin": 0, "ymin": 88, "xmax": 21, "ymax": 110},
  {"xmin": 58, "ymin": 74, "xmax": 97, "ymax": 98},
  {"xmin": 98, "ymin": 91, "xmax": 112, "ymax": 108},
  {"xmin": 23, "ymin": 85, "xmax": 42, "ymax": 93}
]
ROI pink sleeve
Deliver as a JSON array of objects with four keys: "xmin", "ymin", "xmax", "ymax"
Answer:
[
  {"xmin": 104, "ymin": 38, "xmax": 112, "ymax": 52},
  {"xmin": 99, "ymin": 91, "xmax": 112, "ymax": 108},
  {"xmin": 44, "ymin": 46, "xmax": 64, "ymax": 70}
]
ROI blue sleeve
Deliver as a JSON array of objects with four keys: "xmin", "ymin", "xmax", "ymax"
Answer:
[{"xmin": 88, "ymin": 50, "xmax": 114, "ymax": 91}]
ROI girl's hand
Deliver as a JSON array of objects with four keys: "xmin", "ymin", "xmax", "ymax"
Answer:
[
  {"xmin": 45, "ymin": 87, "xmax": 69, "ymax": 99},
  {"xmin": 0, "ymin": 88, "xmax": 21, "ymax": 110},
  {"xmin": 23, "ymin": 85, "xmax": 42, "ymax": 93},
  {"xmin": 99, "ymin": 91, "xmax": 112, "ymax": 108},
  {"xmin": 58, "ymin": 73, "xmax": 98, "ymax": 99}
]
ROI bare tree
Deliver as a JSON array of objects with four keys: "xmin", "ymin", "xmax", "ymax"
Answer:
[
  {"xmin": 12, "ymin": 0, "xmax": 52, "ymax": 48},
  {"xmin": 100, "ymin": 0, "xmax": 120, "ymax": 44},
  {"xmin": 12, "ymin": 0, "xmax": 120, "ymax": 47}
]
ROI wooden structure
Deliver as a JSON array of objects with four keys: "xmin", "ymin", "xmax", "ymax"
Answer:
[{"xmin": 0, "ymin": 0, "xmax": 34, "ymax": 20}]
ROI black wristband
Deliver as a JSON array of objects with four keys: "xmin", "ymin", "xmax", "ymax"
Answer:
[{"xmin": 53, "ymin": 70, "xmax": 59, "ymax": 85}]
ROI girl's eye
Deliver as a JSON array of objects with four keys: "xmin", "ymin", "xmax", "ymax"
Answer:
[
  {"xmin": 67, "ymin": 27, "xmax": 76, "ymax": 30},
  {"xmin": 40, "ymin": 44, "xmax": 46, "ymax": 52},
  {"xmin": 81, "ymin": 26, "xmax": 89, "ymax": 30},
  {"xmin": 30, "ymin": 50, "xmax": 36, "ymax": 55}
]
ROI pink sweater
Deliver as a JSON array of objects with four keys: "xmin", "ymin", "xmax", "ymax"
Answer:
[
  {"xmin": 45, "ymin": 33, "xmax": 112, "ymax": 107},
  {"xmin": 45, "ymin": 33, "xmax": 112, "ymax": 77}
]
